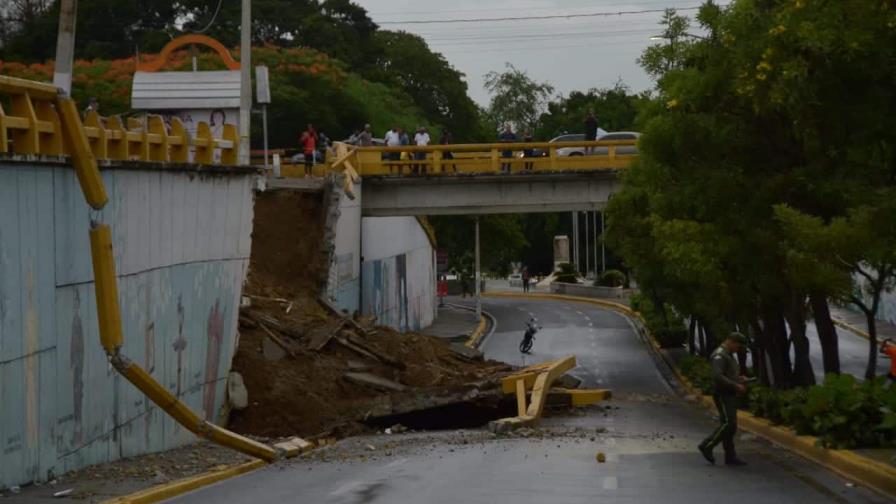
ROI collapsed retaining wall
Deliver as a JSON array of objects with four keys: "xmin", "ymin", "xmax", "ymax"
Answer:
[{"xmin": 0, "ymin": 159, "xmax": 256, "ymax": 489}]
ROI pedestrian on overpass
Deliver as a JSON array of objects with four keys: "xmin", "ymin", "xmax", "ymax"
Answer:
[
  {"xmin": 358, "ymin": 124, "xmax": 373, "ymax": 147},
  {"xmin": 522, "ymin": 267, "xmax": 531, "ymax": 292},
  {"xmin": 699, "ymin": 331, "xmax": 749, "ymax": 466},
  {"xmin": 522, "ymin": 130, "xmax": 535, "ymax": 170},
  {"xmin": 384, "ymin": 126, "xmax": 401, "ymax": 166},
  {"xmin": 584, "ymin": 110, "xmax": 598, "ymax": 155},
  {"xmin": 299, "ymin": 124, "xmax": 317, "ymax": 177},
  {"xmin": 440, "ymin": 130, "xmax": 456, "ymax": 172},
  {"xmin": 499, "ymin": 124, "xmax": 516, "ymax": 172},
  {"xmin": 413, "ymin": 126, "xmax": 431, "ymax": 174}
]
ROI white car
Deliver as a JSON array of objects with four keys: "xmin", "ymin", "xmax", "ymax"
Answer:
[{"xmin": 555, "ymin": 131, "xmax": 639, "ymax": 157}]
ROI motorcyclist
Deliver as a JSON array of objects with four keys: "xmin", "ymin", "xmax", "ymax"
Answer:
[{"xmin": 520, "ymin": 317, "xmax": 540, "ymax": 353}]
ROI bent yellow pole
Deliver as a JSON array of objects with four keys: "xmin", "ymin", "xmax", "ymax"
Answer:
[
  {"xmin": 89, "ymin": 223, "xmax": 278, "ymax": 462},
  {"xmin": 57, "ymin": 96, "xmax": 108, "ymax": 209}
]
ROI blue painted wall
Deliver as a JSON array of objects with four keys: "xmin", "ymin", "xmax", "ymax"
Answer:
[{"xmin": 0, "ymin": 160, "xmax": 255, "ymax": 489}]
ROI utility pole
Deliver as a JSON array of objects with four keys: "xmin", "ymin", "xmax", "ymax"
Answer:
[
  {"xmin": 238, "ymin": 0, "xmax": 252, "ymax": 165},
  {"xmin": 571, "ymin": 211, "xmax": 578, "ymax": 272},
  {"xmin": 601, "ymin": 211, "xmax": 606, "ymax": 273},
  {"xmin": 585, "ymin": 210, "xmax": 591, "ymax": 279},
  {"xmin": 474, "ymin": 217, "xmax": 481, "ymax": 320},
  {"xmin": 53, "ymin": 0, "xmax": 77, "ymax": 96},
  {"xmin": 593, "ymin": 210, "xmax": 598, "ymax": 277}
]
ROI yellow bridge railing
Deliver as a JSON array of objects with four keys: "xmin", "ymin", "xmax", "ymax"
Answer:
[
  {"xmin": 334, "ymin": 139, "xmax": 638, "ymax": 177},
  {"xmin": 0, "ymin": 75, "xmax": 239, "ymax": 164}
]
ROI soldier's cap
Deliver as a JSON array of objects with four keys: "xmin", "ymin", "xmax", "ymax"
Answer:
[{"xmin": 727, "ymin": 331, "xmax": 749, "ymax": 346}]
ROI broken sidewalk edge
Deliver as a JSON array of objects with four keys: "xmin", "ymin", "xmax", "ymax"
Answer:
[
  {"xmin": 100, "ymin": 459, "xmax": 266, "ymax": 504},
  {"xmin": 485, "ymin": 291, "xmax": 896, "ymax": 500}
]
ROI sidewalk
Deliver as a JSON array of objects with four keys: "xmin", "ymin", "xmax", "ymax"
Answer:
[
  {"xmin": 422, "ymin": 300, "xmax": 482, "ymax": 340},
  {"xmin": 830, "ymin": 306, "xmax": 896, "ymax": 341}
]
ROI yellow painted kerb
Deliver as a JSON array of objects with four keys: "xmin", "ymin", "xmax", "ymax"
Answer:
[
  {"xmin": 101, "ymin": 460, "xmax": 266, "ymax": 504},
  {"xmin": 465, "ymin": 316, "xmax": 488, "ymax": 348}
]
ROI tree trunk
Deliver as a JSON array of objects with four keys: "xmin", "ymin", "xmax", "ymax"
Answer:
[
  {"xmin": 786, "ymin": 294, "xmax": 815, "ymax": 387},
  {"xmin": 761, "ymin": 304, "xmax": 792, "ymax": 388},
  {"xmin": 698, "ymin": 320, "xmax": 707, "ymax": 357},
  {"xmin": 809, "ymin": 291, "xmax": 840, "ymax": 376},
  {"xmin": 703, "ymin": 322, "xmax": 717, "ymax": 358},
  {"xmin": 751, "ymin": 318, "xmax": 772, "ymax": 386},
  {"xmin": 864, "ymin": 310, "xmax": 879, "ymax": 380},
  {"xmin": 688, "ymin": 317, "xmax": 697, "ymax": 355}
]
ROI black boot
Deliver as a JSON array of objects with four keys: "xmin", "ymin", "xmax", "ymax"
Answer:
[
  {"xmin": 698, "ymin": 444, "xmax": 715, "ymax": 464},
  {"xmin": 725, "ymin": 456, "xmax": 747, "ymax": 466}
]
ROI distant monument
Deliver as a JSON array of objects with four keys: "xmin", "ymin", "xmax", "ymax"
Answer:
[{"xmin": 553, "ymin": 236, "xmax": 570, "ymax": 269}]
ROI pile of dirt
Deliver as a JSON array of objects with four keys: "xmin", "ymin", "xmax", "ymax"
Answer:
[{"xmin": 228, "ymin": 190, "xmax": 510, "ymax": 440}]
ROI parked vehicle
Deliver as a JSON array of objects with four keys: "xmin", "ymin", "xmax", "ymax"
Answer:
[{"xmin": 557, "ymin": 131, "xmax": 640, "ymax": 157}]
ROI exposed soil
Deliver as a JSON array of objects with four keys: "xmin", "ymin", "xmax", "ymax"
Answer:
[{"xmin": 228, "ymin": 189, "xmax": 510, "ymax": 440}]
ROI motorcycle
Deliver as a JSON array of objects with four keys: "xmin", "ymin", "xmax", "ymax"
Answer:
[{"xmin": 519, "ymin": 318, "xmax": 540, "ymax": 354}]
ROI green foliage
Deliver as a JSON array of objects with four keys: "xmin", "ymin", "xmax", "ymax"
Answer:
[
  {"xmin": 554, "ymin": 262, "xmax": 579, "ymax": 284},
  {"xmin": 746, "ymin": 375, "xmax": 896, "ymax": 449},
  {"xmin": 483, "ymin": 63, "xmax": 554, "ymax": 133},
  {"xmin": 429, "ymin": 215, "xmax": 528, "ymax": 278},
  {"xmin": 630, "ymin": 292, "xmax": 687, "ymax": 348},
  {"xmin": 537, "ymin": 82, "xmax": 644, "ymax": 140},
  {"xmin": 596, "ymin": 269, "xmax": 626, "ymax": 288},
  {"xmin": 679, "ymin": 354, "xmax": 715, "ymax": 395}
]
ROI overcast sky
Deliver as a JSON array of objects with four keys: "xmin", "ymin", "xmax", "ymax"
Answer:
[{"xmin": 356, "ymin": 0, "xmax": 707, "ymax": 105}]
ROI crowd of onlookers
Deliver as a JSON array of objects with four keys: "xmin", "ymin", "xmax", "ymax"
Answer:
[{"xmin": 295, "ymin": 109, "xmax": 601, "ymax": 176}]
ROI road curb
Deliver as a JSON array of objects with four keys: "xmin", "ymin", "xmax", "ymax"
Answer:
[
  {"xmin": 484, "ymin": 291, "xmax": 896, "ymax": 499},
  {"xmin": 832, "ymin": 318, "xmax": 871, "ymax": 342},
  {"xmin": 444, "ymin": 302, "xmax": 496, "ymax": 349},
  {"xmin": 100, "ymin": 460, "xmax": 266, "ymax": 504}
]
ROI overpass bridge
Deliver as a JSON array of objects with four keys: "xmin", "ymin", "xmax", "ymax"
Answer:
[{"xmin": 331, "ymin": 140, "xmax": 637, "ymax": 216}]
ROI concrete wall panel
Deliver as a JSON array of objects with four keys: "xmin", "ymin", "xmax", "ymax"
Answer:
[
  {"xmin": 360, "ymin": 216, "xmax": 436, "ymax": 331},
  {"xmin": 0, "ymin": 161, "xmax": 255, "ymax": 489}
]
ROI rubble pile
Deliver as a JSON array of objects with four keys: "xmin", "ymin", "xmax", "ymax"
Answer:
[{"xmin": 227, "ymin": 190, "xmax": 511, "ymax": 440}]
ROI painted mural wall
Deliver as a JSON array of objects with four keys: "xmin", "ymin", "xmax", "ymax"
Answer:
[
  {"xmin": 360, "ymin": 217, "xmax": 436, "ymax": 332},
  {"xmin": 0, "ymin": 161, "xmax": 255, "ymax": 489}
]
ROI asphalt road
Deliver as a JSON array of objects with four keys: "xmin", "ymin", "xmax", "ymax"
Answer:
[
  {"xmin": 806, "ymin": 321, "xmax": 888, "ymax": 382},
  {"xmin": 168, "ymin": 296, "xmax": 889, "ymax": 504}
]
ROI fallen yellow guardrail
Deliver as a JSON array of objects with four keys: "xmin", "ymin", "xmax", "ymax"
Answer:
[
  {"xmin": 491, "ymin": 356, "xmax": 612, "ymax": 432},
  {"xmin": 0, "ymin": 75, "xmax": 278, "ymax": 462}
]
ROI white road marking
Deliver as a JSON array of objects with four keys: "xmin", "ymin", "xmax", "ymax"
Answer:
[
  {"xmin": 603, "ymin": 476, "xmax": 618, "ymax": 490},
  {"xmin": 576, "ymin": 310, "xmax": 584, "ymax": 315}
]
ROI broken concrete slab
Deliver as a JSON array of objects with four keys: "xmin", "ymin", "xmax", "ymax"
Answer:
[
  {"xmin": 262, "ymin": 335, "xmax": 287, "ymax": 361},
  {"xmin": 556, "ymin": 374, "xmax": 583, "ymax": 389},
  {"xmin": 449, "ymin": 342, "xmax": 483, "ymax": 361},
  {"xmin": 343, "ymin": 372, "xmax": 407, "ymax": 392},
  {"xmin": 273, "ymin": 437, "xmax": 314, "ymax": 458}
]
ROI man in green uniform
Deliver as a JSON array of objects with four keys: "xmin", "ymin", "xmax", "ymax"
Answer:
[{"xmin": 698, "ymin": 332, "xmax": 749, "ymax": 466}]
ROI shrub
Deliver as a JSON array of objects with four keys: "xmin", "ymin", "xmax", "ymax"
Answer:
[
  {"xmin": 595, "ymin": 269, "xmax": 625, "ymax": 287},
  {"xmin": 630, "ymin": 292, "xmax": 687, "ymax": 348},
  {"xmin": 679, "ymin": 354, "xmax": 715, "ymax": 395},
  {"xmin": 554, "ymin": 262, "xmax": 579, "ymax": 283},
  {"xmin": 654, "ymin": 327, "xmax": 688, "ymax": 348},
  {"xmin": 745, "ymin": 375, "xmax": 896, "ymax": 449}
]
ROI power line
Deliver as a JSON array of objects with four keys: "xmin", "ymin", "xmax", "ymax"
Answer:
[
  {"xmin": 377, "ymin": 6, "xmax": 706, "ymax": 25},
  {"xmin": 191, "ymin": 0, "xmax": 224, "ymax": 34}
]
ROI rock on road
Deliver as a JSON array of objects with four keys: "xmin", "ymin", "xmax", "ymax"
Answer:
[{"xmin": 168, "ymin": 296, "xmax": 889, "ymax": 504}]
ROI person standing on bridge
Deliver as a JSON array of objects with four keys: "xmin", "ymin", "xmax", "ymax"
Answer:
[
  {"xmin": 299, "ymin": 124, "xmax": 318, "ymax": 177},
  {"xmin": 499, "ymin": 124, "xmax": 516, "ymax": 172},
  {"xmin": 384, "ymin": 126, "xmax": 401, "ymax": 165},
  {"xmin": 522, "ymin": 130, "xmax": 535, "ymax": 170},
  {"xmin": 413, "ymin": 126, "xmax": 431, "ymax": 174},
  {"xmin": 440, "ymin": 130, "xmax": 456, "ymax": 172},
  {"xmin": 699, "ymin": 331, "xmax": 749, "ymax": 466},
  {"xmin": 358, "ymin": 124, "xmax": 373, "ymax": 147},
  {"xmin": 522, "ymin": 266, "xmax": 531, "ymax": 292},
  {"xmin": 584, "ymin": 110, "xmax": 598, "ymax": 155}
]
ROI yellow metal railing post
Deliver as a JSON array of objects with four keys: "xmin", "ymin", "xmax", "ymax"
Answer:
[
  {"xmin": 549, "ymin": 145, "xmax": 558, "ymax": 171},
  {"xmin": 57, "ymin": 97, "xmax": 108, "ymax": 209},
  {"xmin": 10, "ymin": 93, "xmax": 39, "ymax": 154}
]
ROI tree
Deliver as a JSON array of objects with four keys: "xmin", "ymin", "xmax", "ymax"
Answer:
[
  {"xmin": 483, "ymin": 63, "xmax": 554, "ymax": 134},
  {"xmin": 607, "ymin": 0, "xmax": 896, "ymax": 388},
  {"xmin": 536, "ymin": 82, "xmax": 643, "ymax": 140},
  {"xmin": 365, "ymin": 31, "xmax": 482, "ymax": 142},
  {"xmin": 430, "ymin": 215, "xmax": 528, "ymax": 277}
]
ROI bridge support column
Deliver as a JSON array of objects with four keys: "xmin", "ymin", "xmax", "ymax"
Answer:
[{"xmin": 475, "ymin": 216, "xmax": 481, "ymax": 320}]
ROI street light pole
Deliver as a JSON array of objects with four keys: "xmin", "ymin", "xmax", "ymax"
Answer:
[
  {"xmin": 53, "ymin": 0, "xmax": 77, "ymax": 96},
  {"xmin": 475, "ymin": 216, "xmax": 481, "ymax": 320},
  {"xmin": 238, "ymin": 0, "xmax": 252, "ymax": 165}
]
